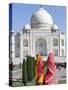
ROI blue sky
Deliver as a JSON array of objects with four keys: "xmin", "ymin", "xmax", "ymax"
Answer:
[{"xmin": 11, "ymin": 3, "xmax": 66, "ymax": 32}]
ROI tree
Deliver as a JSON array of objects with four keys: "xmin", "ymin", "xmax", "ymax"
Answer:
[
  {"xmin": 27, "ymin": 56, "xmax": 34, "ymax": 81},
  {"xmin": 22, "ymin": 59, "xmax": 27, "ymax": 86},
  {"xmin": 32, "ymin": 57, "xmax": 36, "ymax": 77}
]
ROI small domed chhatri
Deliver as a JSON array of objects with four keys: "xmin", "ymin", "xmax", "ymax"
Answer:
[
  {"xmin": 24, "ymin": 24, "xmax": 31, "ymax": 30},
  {"xmin": 53, "ymin": 24, "xmax": 59, "ymax": 30},
  {"xmin": 31, "ymin": 8, "xmax": 53, "ymax": 28}
]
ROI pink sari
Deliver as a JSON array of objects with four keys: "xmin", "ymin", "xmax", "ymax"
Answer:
[{"xmin": 44, "ymin": 53, "xmax": 56, "ymax": 85}]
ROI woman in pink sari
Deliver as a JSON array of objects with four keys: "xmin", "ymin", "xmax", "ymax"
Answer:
[{"xmin": 44, "ymin": 52, "xmax": 56, "ymax": 85}]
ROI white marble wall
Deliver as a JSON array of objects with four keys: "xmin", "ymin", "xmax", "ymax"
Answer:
[{"xmin": 13, "ymin": 28, "xmax": 66, "ymax": 64}]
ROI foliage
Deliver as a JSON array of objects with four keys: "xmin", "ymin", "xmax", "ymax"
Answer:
[
  {"xmin": 27, "ymin": 56, "xmax": 35, "ymax": 81},
  {"xmin": 22, "ymin": 59, "xmax": 27, "ymax": 86}
]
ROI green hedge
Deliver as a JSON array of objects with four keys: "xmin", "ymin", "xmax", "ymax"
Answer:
[
  {"xmin": 22, "ymin": 59, "xmax": 27, "ymax": 86},
  {"xmin": 32, "ymin": 57, "xmax": 36, "ymax": 77},
  {"xmin": 22, "ymin": 56, "xmax": 36, "ymax": 85},
  {"xmin": 27, "ymin": 56, "xmax": 35, "ymax": 82}
]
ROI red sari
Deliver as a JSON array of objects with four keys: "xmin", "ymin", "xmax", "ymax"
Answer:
[
  {"xmin": 35, "ymin": 54, "xmax": 44, "ymax": 85},
  {"xmin": 44, "ymin": 53, "xmax": 56, "ymax": 85}
]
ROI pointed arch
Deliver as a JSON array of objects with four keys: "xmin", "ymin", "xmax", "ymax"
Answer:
[
  {"xmin": 23, "ymin": 39, "xmax": 28, "ymax": 47},
  {"xmin": 53, "ymin": 38, "xmax": 58, "ymax": 46},
  {"xmin": 35, "ymin": 38, "xmax": 47, "ymax": 56}
]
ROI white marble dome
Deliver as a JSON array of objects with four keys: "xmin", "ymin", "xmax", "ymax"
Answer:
[
  {"xmin": 53, "ymin": 24, "xmax": 59, "ymax": 30},
  {"xmin": 24, "ymin": 24, "xmax": 31, "ymax": 30},
  {"xmin": 31, "ymin": 8, "xmax": 53, "ymax": 28}
]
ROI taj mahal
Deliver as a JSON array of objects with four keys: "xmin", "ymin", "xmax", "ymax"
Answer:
[{"xmin": 9, "ymin": 7, "xmax": 66, "ymax": 65}]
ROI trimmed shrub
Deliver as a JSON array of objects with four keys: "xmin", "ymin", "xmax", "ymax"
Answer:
[
  {"xmin": 22, "ymin": 59, "xmax": 27, "ymax": 86},
  {"xmin": 27, "ymin": 56, "xmax": 35, "ymax": 81},
  {"xmin": 32, "ymin": 57, "xmax": 36, "ymax": 77}
]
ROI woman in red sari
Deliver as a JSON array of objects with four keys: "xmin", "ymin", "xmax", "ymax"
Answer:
[
  {"xmin": 35, "ymin": 54, "xmax": 44, "ymax": 85},
  {"xmin": 44, "ymin": 52, "xmax": 56, "ymax": 85}
]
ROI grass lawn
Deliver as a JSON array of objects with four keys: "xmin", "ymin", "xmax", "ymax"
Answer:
[
  {"xmin": 58, "ymin": 80, "xmax": 66, "ymax": 84},
  {"xmin": 12, "ymin": 81, "xmax": 24, "ymax": 87},
  {"xmin": 12, "ymin": 79, "xmax": 36, "ymax": 87}
]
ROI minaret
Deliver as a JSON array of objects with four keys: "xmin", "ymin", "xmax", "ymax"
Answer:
[
  {"xmin": 9, "ymin": 30, "xmax": 15, "ymax": 64},
  {"xmin": 20, "ymin": 30, "xmax": 23, "ymax": 64}
]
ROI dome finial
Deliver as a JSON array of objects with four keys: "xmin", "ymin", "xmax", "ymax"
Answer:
[
  {"xmin": 40, "ymin": 0, "xmax": 43, "ymax": 8},
  {"xmin": 40, "ymin": 5, "xmax": 43, "ymax": 8}
]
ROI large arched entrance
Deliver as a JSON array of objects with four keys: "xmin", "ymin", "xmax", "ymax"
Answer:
[{"xmin": 35, "ymin": 38, "xmax": 47, "ymax": 56}]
